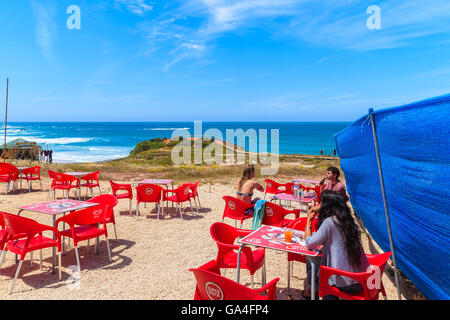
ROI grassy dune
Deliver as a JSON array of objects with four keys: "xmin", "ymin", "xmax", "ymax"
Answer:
[{"xmin": 9, "ymin": 137, "xmax": 341, "ymax": 185}]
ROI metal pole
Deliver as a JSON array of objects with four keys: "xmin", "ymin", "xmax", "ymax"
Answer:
[
  {"xmin": 368, "ymin": 108, "xmax": 402, "ymax": 300},
  {"xmin": 3, "ymin": 78, "xmax": 8, "ymax": 162}
]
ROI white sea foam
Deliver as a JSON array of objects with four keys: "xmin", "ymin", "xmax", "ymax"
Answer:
[
  {"xmin": 143, "ymin": 128, "xmax": 190, "ymax": 131},
  {"xmin": 23, "ymin": 137, "xmax": 94, "ymax": 145},
  {"xmin": 52, "ymin": 150, "xmax": 129, "ymax": 163}
]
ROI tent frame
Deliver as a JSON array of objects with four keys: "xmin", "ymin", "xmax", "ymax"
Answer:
[{"xmin": 369, "ymin": 108, "xmax": 402, "ymax": 300}]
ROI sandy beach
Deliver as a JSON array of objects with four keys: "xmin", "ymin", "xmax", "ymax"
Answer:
[{"xmin": 0, "ymin": 177, "xmax": 421, "ymax": 300}]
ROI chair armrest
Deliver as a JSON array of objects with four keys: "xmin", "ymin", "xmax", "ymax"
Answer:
[
  {"xmin": 288, "ymin": 209, "xmax": 300, "ymax": 219},
  {"xmin": 254, "ymin": 277, "xmax": 280, "ymax": 299}
]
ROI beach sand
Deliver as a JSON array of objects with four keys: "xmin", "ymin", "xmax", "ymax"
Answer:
[{"xmin": 0, "ymin": 178, "xmax": 421, "ymax": 300}]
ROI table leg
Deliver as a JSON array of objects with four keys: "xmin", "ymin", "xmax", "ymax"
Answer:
[
  {"xmin": 15, "ymin": 210, "xmax": 24, "ymax": 263},
  {"xmin": 311, "ymin": 259, "xmax": 316, "ymax": 300},
  {"xmin": 52, "ymin": 215, "xmax": 56, "ymax": 274},
  {"xmin": 236, "ymin": 244, "xmax": 244, "ymax": 283},
  {"xmin": 170, "ymin": 183, "xmax": 174, "ymax": 208},
  {"xmin": 96, "ymin": 223, "xmax": 100, "ymax": 255}
]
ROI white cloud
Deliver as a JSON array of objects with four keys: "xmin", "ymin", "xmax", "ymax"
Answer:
[
  {"xmin": 136, "ymin": 0, "xmax": 450, "ymax": 70},
  {"xmin": 31, "ymin": 0, "xmax": 57, "ymax": 60},
  {"xmin": 114, "ymin": 0, "xmax": 153, "ymax": 15}
]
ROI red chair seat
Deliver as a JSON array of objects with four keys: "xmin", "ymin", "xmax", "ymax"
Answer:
[
  {"xmin": 221, "ymin": 248, "xmax": 265, "ymax": 274},
  {"xmin": 60, "ymin": 225, "xmax": 106, "ymax": 241},
  {"xmin": 80, "ymin": 181, "xmax": 100, "ymax": 188},
  {"xmin": 115, "ymin": 193, "xmax": 131, "ymax": 200},
  {"xmin": 24, "ymin": 176, "xmax": 40, "ymax": 181},
  {"xmin": 6, "ymin": 235, "xmax": 59, "ymax": 254},
  {"xmin": 165, "ymin": 194, "xmax": 179, "ymax": 203}
]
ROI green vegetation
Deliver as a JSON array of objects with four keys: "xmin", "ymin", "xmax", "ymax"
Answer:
[{"xmin": 10, "ymin": 137, "xmax": 342, "ymax": 185}]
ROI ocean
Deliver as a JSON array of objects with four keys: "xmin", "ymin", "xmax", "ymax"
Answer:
[{"xmin": 2, "ymin": 122, "xmax": 350, "ymax": 163}]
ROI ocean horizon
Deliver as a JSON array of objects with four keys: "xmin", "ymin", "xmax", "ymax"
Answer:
[{"xmin": 1, "ymin": 122, "xmax": 350, "ymax": 163}]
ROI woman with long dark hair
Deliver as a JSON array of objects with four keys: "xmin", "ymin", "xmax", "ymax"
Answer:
[
  {"xmin": 235, "ymin": 164, "xmax": 264, "ymax": 204},
  {"xmin": 302, "ymin": 190, "xmax": 369, "ymax": 300}
]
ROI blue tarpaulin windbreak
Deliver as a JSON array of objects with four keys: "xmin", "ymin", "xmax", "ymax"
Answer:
[{"xmin": 335, "ymin": 94, "xmax": 450, "ymax": 300}]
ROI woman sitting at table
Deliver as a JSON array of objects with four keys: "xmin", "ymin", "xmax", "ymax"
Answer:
[
  {"xmin": 235, "ymin": 164, "xmax": 264, "ymax": 205},
  {"xmin": 302, "ymin": 190, "xmax": 369, "ymax": 300}
]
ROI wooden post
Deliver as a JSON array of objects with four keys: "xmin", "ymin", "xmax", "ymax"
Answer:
[{"xmin": 3, "ymin": 78, "xmax": 8, "ymax": 162}]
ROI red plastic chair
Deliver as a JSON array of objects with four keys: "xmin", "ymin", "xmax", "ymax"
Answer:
[
  {"xmin": 0, "ymin": 212, "xmax": 62, "ymax": 295},
  {"xmin": 48, "ymin": 170, "xmax": 80, "ymax": 200},
  {"xmin": 0, "ymin": 213, "xmax": 7, "ymax": 252},
  {"xmin": 210, "ymin": 222, "xmax": 266, "ymax": 289},
  {"xmin": 188, "ymin": 181, "xmax": 201, "ymax": 211},
  {"xmin": 221, "ymin": 196, "xmax": 254, "ymax": 229},
  {"xmin": 20, "ymin": 166, "xmax": 42, "ymax": 191},
  {"xmin": 304, "ymin": 185, "xmax": 321, "ymax": 201},
  {"xmin": 318, "ymin": 252, "xmax": 391, "ymax": 300},
  {"xmin": 0, "ymin": 163, "xmax": 19, "ymax": 195},
  {"xmin": 162, "ymin": 184, "xmax": 194, "ymax": 219},
  {"xmin": 80, "ymin": 171, "xmax": 101, "ymax": 197},
  {"xmin": 285, "ymin": 217, "xmax": 319, "ymax": 292},
  {"xmin": 109, "ymin": 180, "xmax": 133, "ymax": 214},
  {"xmin": 55, "ymin": 203, "xmax": 112, "ymax": 274},
  {"xmin": 88, "ymin": 194, "xmax": 119, "ymax": 240},
  {"xmin": 136, "ymin": 184, "xmax": 164, "ymax": 220},
  {"xmin": 190, "ymin": 260, "xmax": 279, "ymax": 300},
  {"xmin": 263, "ymin": 179, "xmax": 285, "ymax": 199},
  {"xmin": 261, "ymin": 201, "xmax": 300, "ymax": 228}
]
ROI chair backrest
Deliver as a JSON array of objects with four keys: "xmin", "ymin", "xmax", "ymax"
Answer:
[
  {"xmin": 82, "ymin": 171, "xmax": 100, "ymax": 181},
  {"xmin": 261, "ymin": 201, "xmax": 291, "ymax": 227},
  {"xmin": 136, "ymin": 184, "xmax": 163, "ymax": 203},
  {"xmin": 189, "ymin": 181, "xmax": 200, "ymax": 196},
  {"xmin": 54, "ymin": 172, "xmax": 78, "ymax": 184},
  {"xmin": 88, "ymin": 194, "xmax": 118, "ymax": 220},
  {"xmin": 109, "ymin": 180, "xmax": 132, "ymax": 195},
  {"xmin": 288, "ymin": 216, "xmax": 319, "ymax": 232},
  {"xmin": 264, "ymin": 179, "xmax": 284, "ymax": 195},
  {"xmin": 0, "ymin": 162, "xmax": 18, "ymax": 172},
  {"xmin": 0, "ymin": 163, "xmax": 18, "ymax": 180},
  {"xmin": 59, "ymin": 203, "xmax": 108, "ymax": 226},
  {"xmin": 48, "ymin": 169, "xmax": 55, "ymax": 179},
  {"xmin": 304, "ymin": 185, "xmax": 321, "ymax": 201},
  {"xmin": 172, "ymin": 183, "xmax": 192, "ymax": 202},
  {"xmin": 283, "ymin": 183, "xmax": 294, "ymax": 195},
  {"xmin": 222, "ymin": 196, "xmax": 252, "ymax": 221},
  {"xmin": 1, "ymin": 211, "xmax": 40, "ymax": 238},
  {"xmin": 210, "ymin": 221, "xmax": 241, "ymax": 246},
  {"xmin": 190, "ymin": 261, "xmax": 273, "ymax": 300},
  {"xmin": 0, "ymin": 166, "xmax": 11, "ymax": 177},
  {"xmin": 24, "ymin": 166, "xmax": 41, "ymax": 178}
]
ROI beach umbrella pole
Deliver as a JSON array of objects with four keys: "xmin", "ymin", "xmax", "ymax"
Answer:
[{"xmin": 369, "ymin": 108, "xmax": 402, "ymax": 300}]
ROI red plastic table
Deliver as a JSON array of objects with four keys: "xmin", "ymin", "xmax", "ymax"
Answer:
[
  {"xmin": 237, "ymin": 225, "xmax": 321, "ymax": 300},
  {"xmin": 293, "ymin": 178, "xmax": 320, "ymax": 185},
  {"xmin": 17, "ymin": 199, "xmax": 98, "ymax": 273},
  {"xmin": 271, "ymin": 192, "xmax": 316, "ymax": 213},
  {"xmin": 138, "ymin": 179, "xmax": 173, "ymax": 188}
]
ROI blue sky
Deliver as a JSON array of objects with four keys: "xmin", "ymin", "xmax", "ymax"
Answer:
[{"xmin": 0, "ymin": 0, "xmax": 449, "ymax": 122}]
